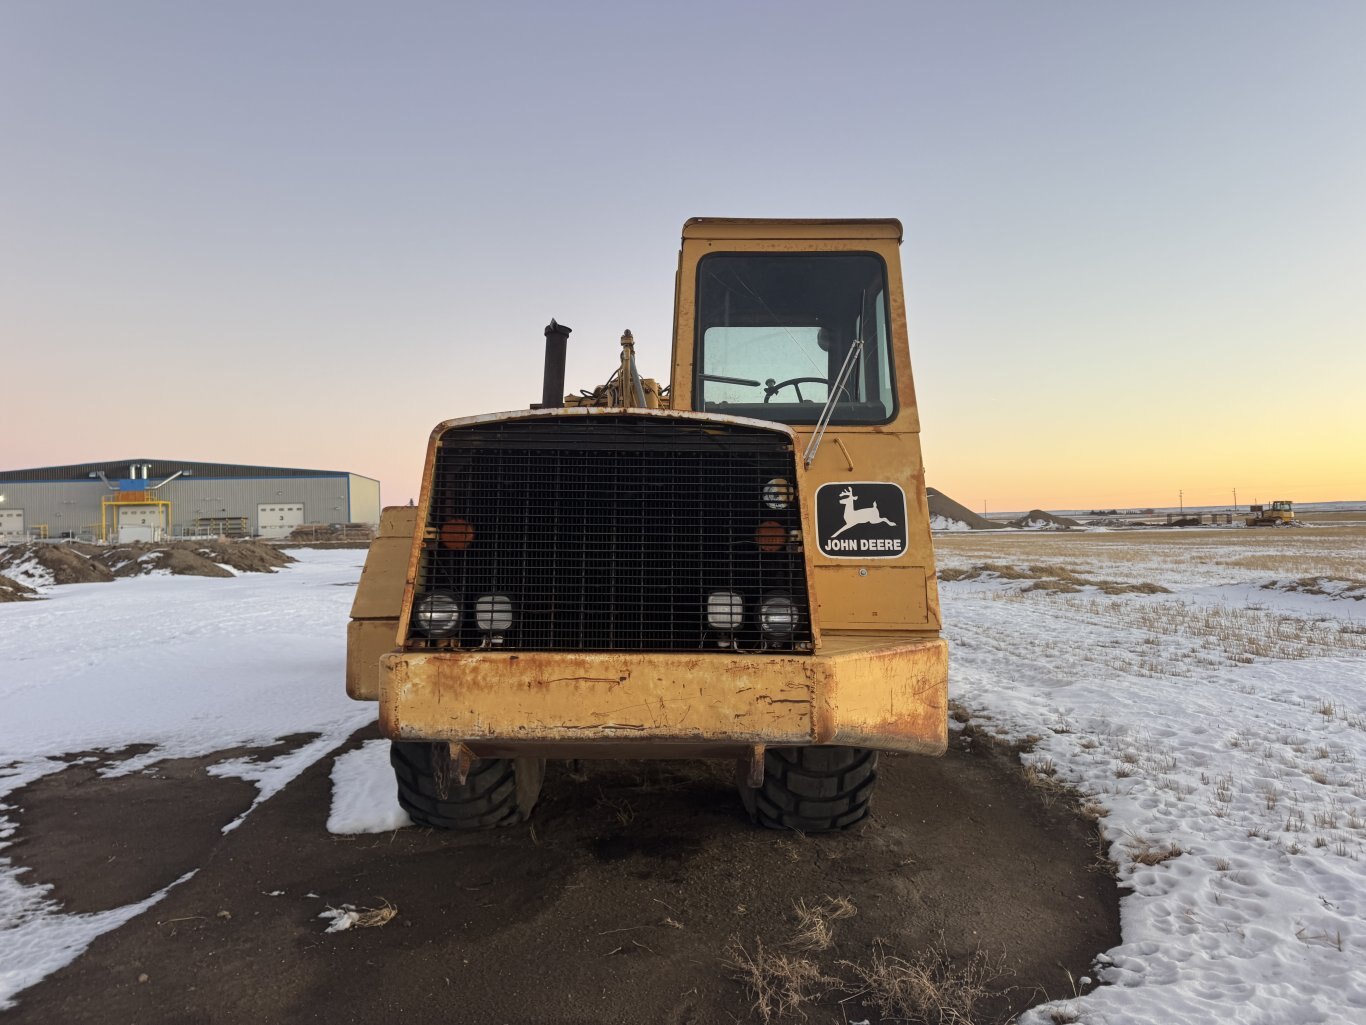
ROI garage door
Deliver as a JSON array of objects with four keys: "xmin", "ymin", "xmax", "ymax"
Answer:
[
  {"xmin": 0, "ymin": 510, "xmax": 24, "ymax": 537},
  {"xmin": 117, "ymin": 506, "xmax": 162, "ymax": 543},
  {"xmin": 258, "ymin": 503, "xmax": 304, "ymax": 539}
]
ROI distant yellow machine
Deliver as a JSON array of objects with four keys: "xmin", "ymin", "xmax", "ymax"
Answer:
[
  {"xmin": 347, "ymin": 219, "xmax": 947, "ymax": 832},
  {"xmin": 1246, "ymin": 500, "xmax": 1295, "ymax": 527}
]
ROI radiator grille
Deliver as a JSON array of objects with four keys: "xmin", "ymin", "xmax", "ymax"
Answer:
[{"xmin": 406, "ymin": 414, "xmax": 812, "ymax": 653}]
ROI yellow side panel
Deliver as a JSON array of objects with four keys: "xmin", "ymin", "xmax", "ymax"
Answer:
[
  {"xmin": 347, "ymin": 504, "xmax": 417, "ymax": 701},
  {"xmin": 346, "ymin": 618, "xmax": 399, "ymax": 700},
  {"xmin": 379, "ymin": 505, "xmax": 418, "ymax": 538},
  {"xmin": 349, "ymin": 535, "xmax": 414, "ymax": 620}
]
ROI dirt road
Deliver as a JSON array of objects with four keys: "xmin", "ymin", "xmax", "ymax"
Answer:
[{"xmin": 5, "ymin": 728, "xmax": 1118, "ymax": 1024}]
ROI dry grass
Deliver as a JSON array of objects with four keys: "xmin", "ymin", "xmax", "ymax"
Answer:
[
  {"xmin": 837, "ymin": 942, "xmax": 1011, "ymax": 1024},
  {"xmin": 724, "ymin": 897, "xmax": 858, "ymax": 1021},
  {"xmin": 1021, "ymin": 757, "xmax": 1075, "ymax": 807},
  {"xmin": 595, "ymin": 791, "xmax": 636, "ymax": 826},
  {"xmin": 983, "ymin": 592, "xmax": 1366, "ymax": 672},
  {"xmin": 791, "ymin": 896, "xmax": 857, "ymax": 951},
  {"xmin": 723, "ymin": 937, "xmax": 841, "ymax": 1023},
  {"xmin": 1126, "ymin": 837, "xmax": 1184, "ymax": 866}
]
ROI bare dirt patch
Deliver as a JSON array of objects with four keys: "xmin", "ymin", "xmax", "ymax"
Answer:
[
  {"xmin": 1262, "ymin": 576, "xmax": 1366, "ymax": 601},
  {"xmin": 3, "ymin": 735, "xmax": 319, "ymax": 915},
  {"xmin": 7, "ymin": 727, "xmax": 1120, "ymax": 1025},
  {"xmin": 939, "ymin": 563, "xmax": 1169, "ymax": 595}
]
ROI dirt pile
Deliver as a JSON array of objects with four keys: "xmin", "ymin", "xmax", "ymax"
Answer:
[
  {"xmin": 99, "ymin": 540, "xmax": 295, "ymax": 577},
  {"xmin": 286, "ymin": 522, "xmax": 374, "ymax": 542},
  {"xmin": 1008, "ymin": 509, "xmax": 1082, "ymax": 530},
  {"xmin": 0, "ymin": 543, "xmax": 115, "ymax": 587},
  {"xmin": 927, "ymin": 488, "xmax": 1008, "ymax": 530},
  {"xmin": 0, "ymin": 573, "xmax": 40, "ymax": 602},
  {"xmin": 0, "ymin": 540, "xmax": 295, "ymax": 590},
  {"xmin": 104, "ymin": 547, "xmax": 235, "ymax": 579}
]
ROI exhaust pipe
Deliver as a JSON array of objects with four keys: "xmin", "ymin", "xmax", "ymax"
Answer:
[{"xmin": 539, "ymin": 319, "xmax": 572, "ymax": 408}]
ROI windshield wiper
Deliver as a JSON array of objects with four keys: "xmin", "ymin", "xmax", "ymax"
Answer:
[{"xmin": 802, "ymin": 338, "xmax": 863, "ymax": 469}]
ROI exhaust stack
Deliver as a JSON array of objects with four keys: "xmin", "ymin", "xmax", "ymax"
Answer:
[{"xmin": 539, "ymin": 319, "xmax": 572, "ymax": 408}]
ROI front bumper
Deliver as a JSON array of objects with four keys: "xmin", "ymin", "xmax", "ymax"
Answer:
[{"xmin": 378, "ymin": 632, "xmax": 947, "ymax": 756}]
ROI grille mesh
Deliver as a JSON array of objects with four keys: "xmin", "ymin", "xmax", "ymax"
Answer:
[{"xmin": 406, "ymin": 414, "xmax": 813, "ymax": 653}]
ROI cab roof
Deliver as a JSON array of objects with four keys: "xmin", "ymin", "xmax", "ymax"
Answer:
[{"xmin": 682, "ymin": 218, "xmax": 903, "ymax": 242}]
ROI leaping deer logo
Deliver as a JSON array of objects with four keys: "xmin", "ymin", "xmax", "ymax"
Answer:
[{"xmin": 829, "ymin": 486, "xmax": 897, "ymax": 539}]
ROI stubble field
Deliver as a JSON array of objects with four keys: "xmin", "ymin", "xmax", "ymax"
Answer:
[{"xmin": 934, "ymin": 521, "xmax": 1366, "ymax": 1023}]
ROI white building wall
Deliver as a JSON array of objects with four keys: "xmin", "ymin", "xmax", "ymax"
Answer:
[
  {"xmin": 0, "ymin": 468, "xmax": 382, "ymax": 539},
  {"xmin": 347, "ymin": 474, "xmax": 381, "ymax": 527}
]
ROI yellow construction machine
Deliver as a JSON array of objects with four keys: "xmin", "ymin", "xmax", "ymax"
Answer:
[
  {"xmin": 1246, "ymin": 500, "xmax": 1295, "ymax": 527},
  {"xmin": 347, "ymin": 218, "xmax": 947, "ymax": 832}
]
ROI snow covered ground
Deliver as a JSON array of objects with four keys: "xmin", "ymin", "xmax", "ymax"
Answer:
[
  {"xmin": 937, "ymin": 529, "xmax": 1366, "ymax": 1024},
  {"xmin": 0, "ymin": 549, "xmax": 372, "ymax": 1009},
  {"xmin": 3, "ymin": 535, "xmax": 1365, "ymax": 1021}
]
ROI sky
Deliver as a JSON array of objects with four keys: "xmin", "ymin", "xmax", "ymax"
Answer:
[{"xmin": 2, "ymin": 0, "xmax": 1363, "ymax": 511}]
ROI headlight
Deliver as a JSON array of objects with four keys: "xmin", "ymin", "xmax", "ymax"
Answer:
[
  {"xmin": 706, "ymin": 591, "xmax": 744, "ymax": 630},
  {"xmin": 760, "ymin": 595, "xmax": 796, "ymax": 638},
  {"xmin": 762, "ymin": 478, "xmax": 792, "ymax": 510},
  {"xmin": 475, "ymin": 594, "xmax": 513, "ymax": 632},
  {"xmin": 414, "ymin": 593, "xmax": 461, "ymax": 637}
]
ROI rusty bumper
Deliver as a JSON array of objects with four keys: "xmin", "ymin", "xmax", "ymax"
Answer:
[{"xmin": 377, "ymin": 633, "xmax": 947, "ymax": 756}]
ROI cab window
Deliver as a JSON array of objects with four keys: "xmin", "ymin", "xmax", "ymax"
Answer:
[{"xmin": 694, "ymin": 253, "xmax": 896, "ymax": 425}]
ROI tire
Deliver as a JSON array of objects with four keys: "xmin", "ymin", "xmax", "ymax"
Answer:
[
  {"xmin": 390, "ymin": 741, "xmax": 544, "ymax": 830},
  {"xmin": 739, "ymin": 746, "xmax": 878, "ymax": 832}
]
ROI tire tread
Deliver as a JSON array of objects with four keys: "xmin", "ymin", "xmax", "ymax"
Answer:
[
  {"xmin": 747, "ymin": 746, "xmax": 878, "ymax": 832},
  {"xmin": 390, "ymin": 742, "xmax": 529, "ymax": 830}
]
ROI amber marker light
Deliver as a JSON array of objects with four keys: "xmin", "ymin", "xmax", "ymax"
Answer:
[
  {"xmin": 440, "ymin": 519, "xmax": 474, "ymax": 549},
  {"xmin": 755, "ymin": 520, "xmax": 786, "ymax": 552}
]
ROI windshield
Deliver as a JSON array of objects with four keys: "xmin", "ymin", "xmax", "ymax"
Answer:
[{"xmin": 694, "ymin": 253, "xmax": 895, "ymax": 425}]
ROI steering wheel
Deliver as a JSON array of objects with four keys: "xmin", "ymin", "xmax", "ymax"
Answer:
[{"xmin": 763, "ymin": 377, "xmax": 827, "ymax": 403}]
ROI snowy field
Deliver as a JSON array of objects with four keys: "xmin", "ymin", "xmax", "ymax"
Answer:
[
  {"xmin": 936, "ymin": 526, "xmax": 1366, "ymax": 1024},
  {"xmin": 0, "ymin": 549, "xmax": 373, "ymax": 1008},
  {"xmin": 2, "ymin": 533, "xmax": 1366, "ymax": 1021}
]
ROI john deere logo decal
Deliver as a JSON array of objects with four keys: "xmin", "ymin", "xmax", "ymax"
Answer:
[{"xmin": 815, "ymin": 482, "xmax": 908, "ymax": 559}]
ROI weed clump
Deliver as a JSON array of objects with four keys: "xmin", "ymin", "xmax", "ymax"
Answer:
[
  {"xmin": 838, "ymin": 942, "xmax": 1011, "ymax": 1024},
  {"xmin": 723, "ymin": 936, "xmax": 841, "ymax": 1023}
]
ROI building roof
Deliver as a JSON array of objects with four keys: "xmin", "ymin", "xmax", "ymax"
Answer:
[{"xmin": 0, "ymin": 459, "xmax": 374, "ymax": 484}]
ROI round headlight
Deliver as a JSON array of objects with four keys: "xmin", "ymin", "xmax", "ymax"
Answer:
[
  {"xmin": 762, "ymin": 478, "xmax": 793, "ymax": 510},
  {"xmin": 475, "ymin": 594, "xmax": 513, "ymax": 632},
  {"xmin": 706, "ymin": 591, "xmax": 744, "ymax": 630},
  {"xmin": 414, "ymin": 593, "xmax": 461, "ymax": 637},
  {"xmin": 760, "ymin": 595, "xmax": 796, "ymax": 638}
]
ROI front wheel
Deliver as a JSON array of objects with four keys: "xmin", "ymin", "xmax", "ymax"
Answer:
[
  {"xmin": 391, "ymin": 742, "xmax": 544, "ymax": 830},
  {"xmin": 739, "ymin": 746, "xmax": 878, "ymax": 832}
]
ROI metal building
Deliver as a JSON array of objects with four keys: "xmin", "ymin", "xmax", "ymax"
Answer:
[{"xmin": 0, "ymin": 459, "xmax": 380, "ymax": 541}]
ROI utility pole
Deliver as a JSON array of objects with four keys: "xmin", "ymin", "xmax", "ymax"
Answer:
[
  {"xmin": 1179, "ymin": 490, "xmax": 1184, "ymax": 515},
  {"xmin": 1233, "ymin": 488, "xmax": 1237, "ymax": 512}
]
